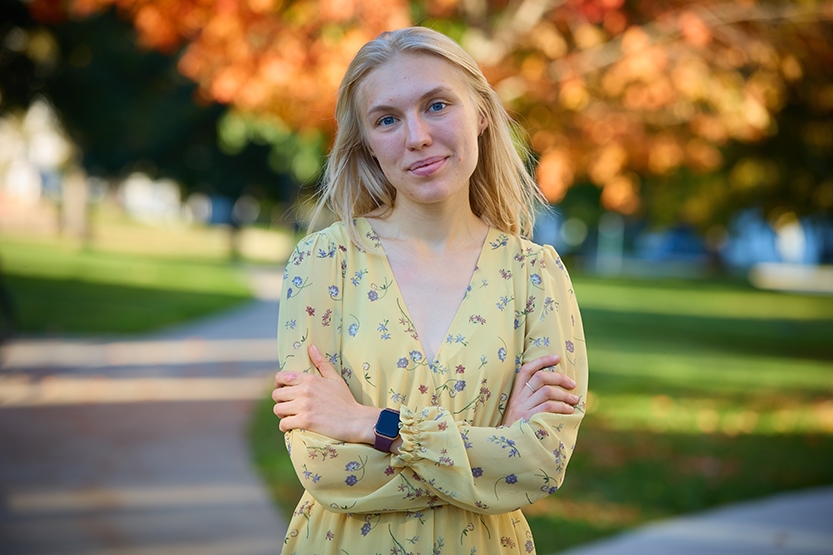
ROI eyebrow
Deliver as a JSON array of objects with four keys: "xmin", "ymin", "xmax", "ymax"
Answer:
[{"xmin": 365, "ymin": 85, "xmax": 456, "ymax": 118}]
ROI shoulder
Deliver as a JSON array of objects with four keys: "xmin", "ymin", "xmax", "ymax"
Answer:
[
  {"xmin": 487, "ymin": 232, "xmax": 558, "ymax": 264},
  {"xmin": 485, "ymin": 231, "xmax": 572, "ymax": 284},
  {"xmin": 300, "ymin": 221, "xmax": 352, "ymax": 248},
  {"xmin": 289, "ymin": 222, "xmax": 353, "ymax": 259},
  {"xmin": 285, "ymin": 223, "xmax": 358, "ymax": 277}
]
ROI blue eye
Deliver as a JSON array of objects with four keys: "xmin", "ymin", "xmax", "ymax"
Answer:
[
  {"xmin": 378, "ymin": 116, "xmax": 396, "ymax": 127},
  {"xmin": 429, "ymin": 102, "xmax": 447, "ymax": 112}
]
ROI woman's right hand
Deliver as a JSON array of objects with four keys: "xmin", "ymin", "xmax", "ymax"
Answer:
[{"xmin": 502, "ymin": 354, "xmax": 578, "ymax": 425}]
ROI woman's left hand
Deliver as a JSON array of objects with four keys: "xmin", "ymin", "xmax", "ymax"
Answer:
[
  {"xmin": 502, "ymin": 354, "xmax": 578, "ymax": 425},
  {"xmin": 272, "ymin": 344, "xmax": 380, "ymax": 443}
]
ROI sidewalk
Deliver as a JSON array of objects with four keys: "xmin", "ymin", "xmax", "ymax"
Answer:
[
  {"xmin": 555, "ymin": 486, "xmax": 833, "ymax": 555},
  {"xmin": 0, "ymin": 266, "xmax": 288, "ymax": 555}
]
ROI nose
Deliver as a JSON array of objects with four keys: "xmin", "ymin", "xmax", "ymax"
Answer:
[{"xmin": 404, "ymin": 115, "xmax": 432, "ymax": 150}]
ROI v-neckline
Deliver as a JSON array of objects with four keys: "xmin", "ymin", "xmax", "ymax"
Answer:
[{"xmin": 358, "ymin": 217, "xmax": 494, "ymax": 365}]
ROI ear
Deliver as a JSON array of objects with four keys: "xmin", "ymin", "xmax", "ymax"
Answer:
[{"xmin": 478, "ymin": 113, "xmax": 488, "ymax": 136}]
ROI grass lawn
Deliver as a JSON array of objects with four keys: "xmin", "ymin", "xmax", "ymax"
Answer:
[
  {"xmin": 249, "ymin": 275, "xmax": 833, "ymax": 552},
  {"xmin": 0, "ymin": 237, "xmax": 252, "ymax": 334}
]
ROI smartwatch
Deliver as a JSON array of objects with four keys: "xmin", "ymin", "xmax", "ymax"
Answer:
[{"xmin": 373, "ymin": 408, "xmax": 400, "ymax": 452}]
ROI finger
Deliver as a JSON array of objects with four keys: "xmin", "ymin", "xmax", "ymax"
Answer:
[
  {"xmin": 272, "ymin": 386, "xmax": 299, "ymax": 403},
  {"xmin": 532, "ymin": 384, "xmax": 580, "ymax": 406},
  {"xmin": 533, "ymin": 400, "xmax": 575, "ymax": 415},
  {"xmin": 518, "ymin": 354, "xmax": 561, "ymax": 384},
  {"xmin": 533, "ymin": 371, "xmax": 577, "ymax": 390},
  {"xmin": 273, "ymin": 398, "xmax": 294, "ymax": 418},
  {"xmin": 275, "ymin": 402, "xmax": 320, "ymax": 432},
  {"xmin": 272, "ymin": 396, "xmax": 311, "ymax": 420},
  {"xmin": 512, "ymin": 357, "xmax": 558, "ymax": 407},
  {"xmin": 276, "ymin": 413, "xmax": 303, "ymax": 433},
  {"xmin": 308, "ymin": 344, "xmax": 340, "ymax": 380},
  {"xmin": 274, "ymin": 371, "xmax": 300, "ymax": 387}
]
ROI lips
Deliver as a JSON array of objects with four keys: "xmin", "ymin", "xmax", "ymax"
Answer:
[{"xmin": 407, "ymin": 156, "xmax": 447, "ymax": 177}]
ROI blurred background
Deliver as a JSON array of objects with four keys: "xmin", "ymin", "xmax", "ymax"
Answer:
[{"xmin": 0, "ymin": 0, "xmax": 832, "ymax": 553}]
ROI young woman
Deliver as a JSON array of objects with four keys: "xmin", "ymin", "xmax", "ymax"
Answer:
[{"xmin": 272, "ymin": 26, "xmax": 588, "ymax": 554}]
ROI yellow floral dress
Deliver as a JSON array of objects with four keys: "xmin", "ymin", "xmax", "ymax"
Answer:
[{"xmin": 277, "ymin": 217, "xmax": 588, "ymax": 554}]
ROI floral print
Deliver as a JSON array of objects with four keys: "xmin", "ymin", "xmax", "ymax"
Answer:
[{"xmin": 277, "ymin": 218, "xmax": 587, "ymax": 555}]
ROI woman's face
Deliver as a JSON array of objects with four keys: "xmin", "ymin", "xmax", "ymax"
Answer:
[{"xmin": 359, "ymin": 53, "xmax": 487, "ymax": 210}]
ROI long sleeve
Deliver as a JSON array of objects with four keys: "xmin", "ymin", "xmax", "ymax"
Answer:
[
  {"xmin": 390, "ymin": 244, "xmax": 588, "ymax": 515},
  {"xmin": 278, "ymin": 231, "xmax": 448, "ymax": 514},
  {"xmin": 278, "ymin": 221, "xmax": 588, "ymax": 554}
]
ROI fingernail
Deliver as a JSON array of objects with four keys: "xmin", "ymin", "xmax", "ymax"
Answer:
[
  {"xmin": 310, "ymin": 345, "xmax": 320, "ymax": 356},
  {"xmin": 569, "ymin": 379, "xmax": 576, "ymax": 388},
  {"xmin": 572, "ymin": 395, "xmax": 579, "ymax": 404}
]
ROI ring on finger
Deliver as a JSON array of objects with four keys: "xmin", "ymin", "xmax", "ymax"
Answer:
[{"xmin": 525, "ymin": 381, "xmax": 536, "ymax": 393}]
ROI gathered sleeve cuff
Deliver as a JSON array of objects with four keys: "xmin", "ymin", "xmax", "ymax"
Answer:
[
  {"xmin": 390, "ymin": 403, "xmax": 582, "ymax": 515},
  {"xmin": 284, "ymin": 429, "xmax": 447, "ymax": 514}
]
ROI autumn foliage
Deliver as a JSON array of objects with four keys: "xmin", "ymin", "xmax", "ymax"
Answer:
[{"xmin": 28, "ymin": 0, "xmax": 833, "ymax": 223}]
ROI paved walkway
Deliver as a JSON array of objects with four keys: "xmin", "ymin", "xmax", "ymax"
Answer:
[
  {"xmin": 0, "ymin": 266, "xmax": 288, "ymax": 555},
  {"xmin": 555, "ymin": 486, "xmax": 833, "ymax": 555}
]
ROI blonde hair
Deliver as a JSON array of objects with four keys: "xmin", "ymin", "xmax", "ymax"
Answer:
[{"xmin": 309, "ymin": 26, "xmax": 545, "ymax": 243}]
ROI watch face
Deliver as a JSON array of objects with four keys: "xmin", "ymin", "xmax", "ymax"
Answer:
[{"xmin": 376, "ymin": 408, "xmax": 400, "ymax": 438}]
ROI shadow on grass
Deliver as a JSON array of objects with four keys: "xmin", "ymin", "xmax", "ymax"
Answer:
[
  {"xmin": 582, "ymin": 307, "xmax": 833, "ymax": 362},
  {"xmin": 4, "ymin": 274, "xmax": 251, "ymax": 335}
]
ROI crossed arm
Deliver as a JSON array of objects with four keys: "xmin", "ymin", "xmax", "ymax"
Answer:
[
  {"xmin": 271, "ymin": 345, "xmax": 582, "ymax": 515},
  {"xmin": 272, "ymin": 345, "xmax": 578, "ymax": 449}
]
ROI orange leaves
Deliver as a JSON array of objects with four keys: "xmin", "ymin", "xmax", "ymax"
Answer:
[
  {"xmin": 559, "ymin": 79, "xmax": 590, "ymax": 111},
  {"xmin": 529, "ymin": 22, "xmax": 568, "ymax": 60},
  {"xmin": 133, "ymin": 4, "xmax": 180, "ymax": 52},
  {"xmin": 514, "ymin": 0, "xmax": 833, "ymax": 216},
  {"xmin": 319, "ymin": 0, "xmax": 358, "ymax": 21},
  {"xmin": 537, "ymin": 148, "xmax": 575, "ymax": 203},
  {"xmin": 210, "ymin": 66, "xmax": 250, "ymax": 104},
  {"xmin": 685, "ymin": 138, "xmax": 723, "ymax": 173},
  {"xmin": 600, "ymin": 174, "xmax": 640, "ymax": 214},
  {"xmin": 647, "ymin": 133, "xmax": 683, "ymax": 175},
  {"xmin": 25, "ymin": 0, "xmax": 833, "ymax": 222},
  {"xmin": 679, "ymin": 10, "xmax": 711, "ymax": 48},
  {"xmin": 30, "ymin": 0, "xmax": 411, "ymax": 134},
  {"xmin": 172, "ymin": 0, "xmax": 413, "ymax": 130},
  {"xmin": 247, "ymin": 0, "xmax": 279, "ymax": 14},
  {"xmin": 588, "ymin": 144, "xmax": 627, "ymax": 186}
]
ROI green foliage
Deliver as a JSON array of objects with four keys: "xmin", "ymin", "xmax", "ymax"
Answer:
[
  {"xmin": 249, "ymin": 276, "xmax": 833, "ymax": 551},
  {"xmin": 218, "ymin": 111, "xmax": 325, "ymax": 185},
  {"xmin": 0, "ymin": 239, "xmax": 251, "ymax": 334},
  {"xmin": 0, "ymin": 6, "xmax": 299, "ymax": 203}
]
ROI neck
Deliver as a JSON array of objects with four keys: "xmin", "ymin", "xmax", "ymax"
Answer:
[{"xmin": 369, "ymin": 199, "xmax": 487, "ymax": 255}]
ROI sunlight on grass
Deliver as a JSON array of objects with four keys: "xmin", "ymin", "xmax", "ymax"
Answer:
[
  {"xmin": 524, "ymin": 497, "xmax": 643, "ymax": 526},
  {"xmin": 590, "ymin": 347, "xmax": 833, "ymax": 391},
  {"xmin": 0, "ymin": 237, "xmax": 252, "ymax": 334},
  {"xmin": 588, "ymin": 392, "xmax": 833, "ymax": 435},
  {"xmin": 0, "ymin": 241, "xmax": 247, "ymax": 294},
  {"xmin": 577, "ymin": 279, "xmax": 833, "ymax": 321}
]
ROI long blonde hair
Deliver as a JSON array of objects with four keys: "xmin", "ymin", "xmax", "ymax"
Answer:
[{"xmin": 309, "ymin": 26, "xmax": 545, "ymax": 243}]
